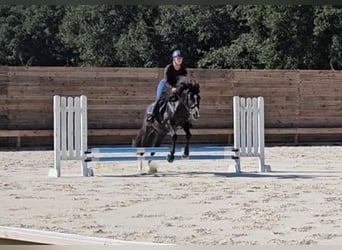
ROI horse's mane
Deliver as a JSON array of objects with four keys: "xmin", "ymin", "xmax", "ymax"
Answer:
[{"xmin": 176, "ymin": 76, "xmax": 200, "ymax": 95}]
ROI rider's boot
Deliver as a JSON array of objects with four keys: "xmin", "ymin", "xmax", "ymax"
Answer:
[{"xmin": 146, "ymin": 102, "xmax": 159, "ymax": 124}]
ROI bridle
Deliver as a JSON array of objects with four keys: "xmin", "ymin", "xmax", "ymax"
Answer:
[{"xmin": 174, "ymin": 87, "xmax": 200, "ymax": 121}]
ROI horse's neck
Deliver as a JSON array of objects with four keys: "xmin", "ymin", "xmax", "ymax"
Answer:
[
  {"xmin": 167, "ymin": 99, "xmax": 181, "ymax": 112},
  {"xmin": 169, "ymin": 93, "xmax": 189, "ymax": 113}
]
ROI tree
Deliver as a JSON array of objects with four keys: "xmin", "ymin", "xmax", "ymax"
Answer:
[
  {"xmin": 2, "ymin": 5, "xmax": 342, "ymax": 69},
  {"xmin": 313, "ymin": 5, "xmax": 342, "ymax": 70},
  {"xmin": 240, "ymin": 5, "xmax": 316, "ymax": 69},
  {"xmin": 198, "ymin": 33, "xmax": 262, "ymax": 69},
  {"xmin": 197, "ymin": 6, "xmax": 260, "ymax": 68},
  {"xmin": 59, "ymin": 5, "xmax": 142, "ymax": 66},
  {"xmin": 114, "ymin": 6, "xmax": 160, "ymax": 67},
  {"xmin": 0, "ymin": 5, "xmax": 68, "ymax": 66},
  {"xmin": 154, "ymin": 6, "xmax": 199, "ymax": 67}
]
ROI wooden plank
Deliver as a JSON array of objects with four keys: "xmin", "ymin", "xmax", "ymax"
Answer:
[
  {"xmin": 300, "ymin": 105, "xmax": 342, "ymax": 110},
  {"xmin": 234, "ymin": 69, "xmax": 299, "ymax": 75},
  {"xmin": 300, "ymin": 77, "xmax": 342, "ymax": 83},
  {"xmin": 233, "ymin": 80, "xmax": 298, "ymax": 87},
  {"xmin": 1, "ymin": 126, "xmax": 342, "ymax": 149},
  {"xmin": 7, "ymin": 76, "xmax": 160, "ymax": 85},
  {"xmin": 0, "ymin": 130, "xmax": 52, "ymax": 137},
  {"xmin": 90, "ymin": 128, "xmax": 235, "ymax": 136},
  {"xmin": 300, "ymin": 96, "xmax": 342, "ymax": 101},
  {"xmin": 300, "ymin": 88, "xmax": 342, "ymax": 96},
  {"xmin": 2, "ymin": 127, "xmax": 342, "ymax": 139},
  {"xmin": 6, "ymin": 85, "xmax": 158, "ymax": 92},
  {"xmin": 5, "ymin": 79, "xmax": 225, "ymax": 86},
  {"xmin": 0, "ymin": 226, "xmax": 168, "ymax": 245},
  {"xmin": 299, "ymin": 110, "xmax": 342, "ymax": 115},
  {"xmin": 297, "ymin": 120, "xmax": 342, "ymax": 127},
  {"xmin": 265, "ymin": 127, "xmax": 342, "ymax": 134},
  {"xmin": 299, "ymin": 70, "xmax": 342, "ymax": 78},
  {"xmin": 5, "ymin": 93, "xmax": 234, "ymax": 102},
  {"xmin": 7, "ymin": 67, "xmax": 163, "ymax": 78},
  {"xmin": 297, "ymin": 127, "xmax": 342, "ymax": 134},
  {"xmin": 0, "ymin": 128, "xmax": 235, "ymax": 139}
]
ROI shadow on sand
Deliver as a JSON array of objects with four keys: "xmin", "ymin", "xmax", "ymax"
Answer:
[{"xmin": 99, "ymin": 169, "xmax": 342, "ymax": 179}]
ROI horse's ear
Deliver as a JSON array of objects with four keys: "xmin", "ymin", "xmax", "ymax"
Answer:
[{"xmin": 178, "ymin": 82, "xmax": 186, "ymax": 92}]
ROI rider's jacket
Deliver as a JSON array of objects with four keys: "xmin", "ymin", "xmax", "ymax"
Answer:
[{"xmin": 164, "ymin": 64, "xmax": 187, "ymax": 87}]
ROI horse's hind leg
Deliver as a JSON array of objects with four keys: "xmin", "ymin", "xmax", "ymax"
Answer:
[
  {"xmin": 146, "ymin": 128, "xmax": 163, "ymax": 173},
  {"xmin": 135, "ymin": 125, "xmax": 154, "ymax": 172}
]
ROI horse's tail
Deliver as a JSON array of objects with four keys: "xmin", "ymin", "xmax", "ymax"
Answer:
[
  {"xmin": 134, "ymin": 123, "xmax": 162, "ymax": 147},
  {"xmin": 133, "ymin": 127, "xmax": 144, "ymax": 147}
]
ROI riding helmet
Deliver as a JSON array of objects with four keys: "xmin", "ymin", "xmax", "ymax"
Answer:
[{"xmin": 172, "ymin": 50, "xmax": 183, "ymax": 58}]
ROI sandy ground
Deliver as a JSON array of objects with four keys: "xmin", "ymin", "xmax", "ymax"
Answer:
[{"xmin": 1, "ymin": 146, "xmax": 342, "ymax": 245}]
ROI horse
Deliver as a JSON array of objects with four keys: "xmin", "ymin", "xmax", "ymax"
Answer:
[{"xmin": 133, "ymin": 77, "xmax": 200, "ymax": 166}]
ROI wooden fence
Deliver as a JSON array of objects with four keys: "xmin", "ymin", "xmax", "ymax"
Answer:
[{"xmin": 1, "ymin": 66, "xmax": 342, "ymax": 147}]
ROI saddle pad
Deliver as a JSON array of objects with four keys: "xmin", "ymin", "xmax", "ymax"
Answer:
[{"xmin": 147, "ymin": 103, "xmax": 156, "ymax": 114}]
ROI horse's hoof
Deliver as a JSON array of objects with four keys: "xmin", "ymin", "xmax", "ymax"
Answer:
[
  {"xmin": 182, "ymin": 154, "xmax": 189, "ymax": 159},
  {"xmin": 167, "ymin": 154, "xmax": 174, "ymax": 163},
  {"xmin": 148, "ymin": 161, "xmax": 158, "ymax": 174}
]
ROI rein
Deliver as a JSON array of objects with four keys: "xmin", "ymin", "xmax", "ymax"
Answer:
[
  {"xmin": 171, "ymin": 91, "xmax": 191, "ymax": 113},
  {"xmin": 171, "ymin": 89, "xmax": 198, "ymax": 120}
]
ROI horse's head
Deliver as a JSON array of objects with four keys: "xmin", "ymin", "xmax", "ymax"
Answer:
[
  {"xmin": 176, "ymin": 78, "xmax": 201, "ymax": 121},
  {"xmin": 187, "ymin": 81, "xmax": 201, "ymax": 121}
]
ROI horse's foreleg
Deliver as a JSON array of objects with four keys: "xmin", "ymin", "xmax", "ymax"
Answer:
[
  {"xmin": 167, "ymin": 133, "xmax": 177, "ymax": 163},
  {"xmin": 148, "ymin": 151, "xmax": 157, "ymax": 167},
  {"xmin": 183, "ymin": 123, "xmax": 192, "ymax": 158}
]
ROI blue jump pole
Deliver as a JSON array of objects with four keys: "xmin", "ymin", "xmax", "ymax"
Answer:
[
  {"xmin": 87, "ymin": 146, "xmax": 237, "ymax": 154},
  {"xmin": 86, "ymin": 147, "xmax": 170, "ymax": 154},
  {"xmin": 183, "ymin": 146, "xmax": 237, "ymax": 152},
  {"xmin": 86, "ymin": 154, "xmax": 239, "ymax": 162}
]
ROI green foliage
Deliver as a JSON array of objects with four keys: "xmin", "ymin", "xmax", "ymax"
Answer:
[
  {"xmin": 0, "ymin": 5, "xmax": 68, "ymax": 66},
  {"xmin": 313, "ymin": 6, "xmax": 342, "ymax": 69},
  {"xmin": 198, "ymin": 33, "xmax": 262, "ymax": 69},
  {"xmin": 1, "ymin": 5, "xmax": 342, "ymax": 69},
  {"xmin": 59, "ymin": 5, "xmax": 138, "ymax": 66},
  {"xmin": 154, "ymin": 6, "xmax": 199, "ymax": 67},
  {"xmin": 114, "ymin": 6, "xmax": 159, "ymax": 67}
]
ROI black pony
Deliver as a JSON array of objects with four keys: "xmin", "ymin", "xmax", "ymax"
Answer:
[{"xmin": 133, "ymin": 77, "xmax": 200, "ymax": 163}]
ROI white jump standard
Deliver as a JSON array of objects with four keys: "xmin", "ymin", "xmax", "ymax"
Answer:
[
  {"xmin": 233, "ymin": 96, "xmax": 268, "ymax": 172},
  {"xmin": 50, "ymin": 95, "xmax": 270, "ymax": 177},
  {"xmin": 49, "ymin": 95, "xmax": 91, "ymax": 177}
]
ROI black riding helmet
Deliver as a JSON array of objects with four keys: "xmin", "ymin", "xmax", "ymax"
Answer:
[{"xmin": 172, "ymin": 50, "xmax": 183, "ymax": 58}]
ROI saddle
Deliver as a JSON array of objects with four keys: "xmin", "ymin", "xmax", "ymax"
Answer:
[
  {"xmin": 147, "ymin": 94, "xmax": 177, "ymax": 124},
  {"xmin": 147, "ymin": 101, "xmax": 167, "ymax": 117}
]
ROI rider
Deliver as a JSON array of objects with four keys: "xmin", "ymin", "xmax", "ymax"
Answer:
[{"xmin": 146, "ymin": 49, "xmax": 188, "ymax": 124}]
